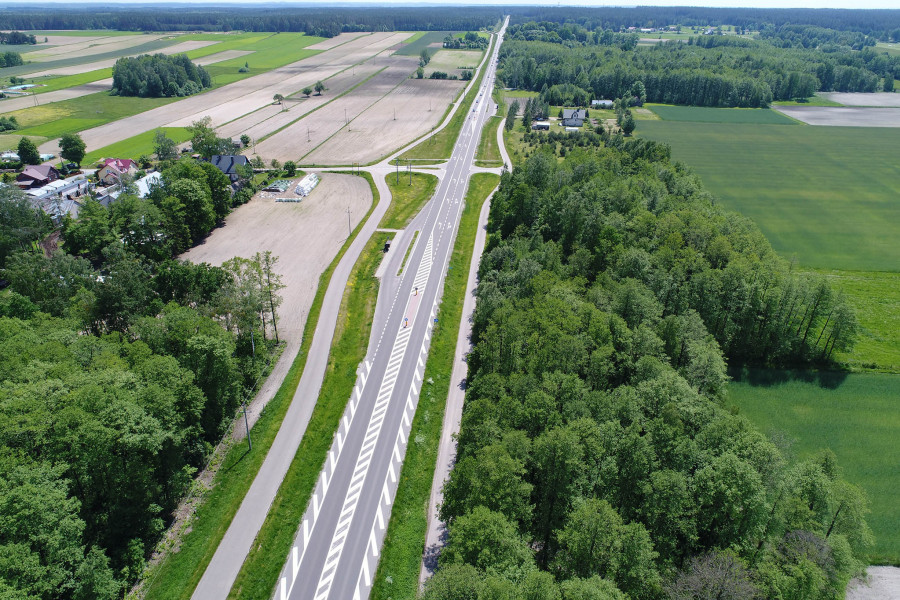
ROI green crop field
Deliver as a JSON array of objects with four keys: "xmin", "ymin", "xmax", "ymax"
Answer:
[
  {"xmin": 809, "ymin": 269, "xmax": 900, "ymax": 373},
  {"xmin": 8, "ymin": 93, "xmax": 179, "ymax": 139},
  {"xmin": 639, "ymin": 121, "xmax": 900, "ymax": 272},
  {"xmin": 393, "ymin": 31, "xmax": 452, "ymax": 56},
  {"xmin": 82, "ymin": 127, "xmax": 191, "ymax": 165},
  {"xmin": 648, "ymin": 104, "xmax": 798, "ymax": 124},
  {"xmin": 729, "ymin": 369, "xmax": 900, "ymax": 564}
]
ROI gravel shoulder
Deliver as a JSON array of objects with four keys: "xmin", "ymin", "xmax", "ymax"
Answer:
[{"xmin": 847, "ymin": 566, "xmax": 900, "ymax": 600}]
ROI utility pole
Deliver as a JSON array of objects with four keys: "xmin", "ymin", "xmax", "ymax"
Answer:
[
  {"xmin": 307, "ymin": 126, "xmax": 310, "ymax": 142},
  {"xmin": 347, "ymin": 206, "xmax": 351, "ymax": 236},
  {"xmin": 408, "ymin": 159, "xmax": 412, "ymax": 186},
  {"xmin": 395, "ymin": 159, "xmax": 399, "ymax": 184}
]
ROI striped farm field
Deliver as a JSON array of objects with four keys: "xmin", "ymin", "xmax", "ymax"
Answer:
[{"xmin": 639, "ymin": 121, "xmax": 900, "ymax": 272}]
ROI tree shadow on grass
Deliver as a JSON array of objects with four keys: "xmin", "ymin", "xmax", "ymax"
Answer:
[{"xmin": 729, "ymin": 366, "xmax": 849, "ymax": 390}]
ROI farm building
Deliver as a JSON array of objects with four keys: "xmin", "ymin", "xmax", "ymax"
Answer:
[
  {"xmin": 591, "ymin": 99, "xmax": 614, "ymax": 109},
  {"xmin": 16, "ymin": 165, "xmax": 59, "ymax": 189},
  {"xmin": 263, "ymin": 180, "xmax": 291, "ymax": 193},
  {"xmin": 561, "ymin": 108, "xmax": 587, "ymax": 127},
  {"xmin": 210, "ymin": 154, "xmax": 250, "ymax": 184},
  {"xmin": 532, "ymin": 122, "xmax": 550, "ymax": 130},
  {"xmin": 295, "ymin": 173, "xmax": 319, "ymax": 196}
]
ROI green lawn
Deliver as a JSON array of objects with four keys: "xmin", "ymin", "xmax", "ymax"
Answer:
[
  {"xmin": 82, "ymin": 127, "xmax": 191, "ymax": 165},
  {"xmin": 371, "ymin": 172, "xmax": 500, "ymax": 600},
  {"xmin": 22, "ymin": 68, "xmax": 112, "ymax": 94},
  {"xmin": 0, "ymin": 134, "xmax": 46, "ymax": 152},
  {"xmin": 729, "ymin": 369, "xmax": 900, "ymax": 565},
  {"xmin": 394, "ymin": 31, "xmax": 452, "ymax": 57},
  {"xmin": 638, "ymin": 121, "xmax": 900, "ymax": 272},
  {"xmin": 807, "ymin": 269, "xmax": 900, "ymax": 373},
  {"xmin": 381, "ymin": 170, "xmax": 439, "ymax": 229},
  {"xmin": 475, "ymin": 115, "xmax": 503, "ymax": 167},
  {"xmin": 648, "ymin": 104, "xmax": 798, "ymax": 124},
  {"xmin": 772, "ymin": 94, "xmax": 845, "ymax": 107}
]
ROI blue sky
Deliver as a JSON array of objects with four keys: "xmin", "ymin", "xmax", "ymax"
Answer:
[{"xmin": 27, "ymin": 1, "xmax": 900, "ymax": 7}]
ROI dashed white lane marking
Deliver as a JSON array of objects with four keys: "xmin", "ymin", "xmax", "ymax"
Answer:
[
  {"xmin": 275, "ymin": 28, "xmax": 504, "ymax": 599},
  {"xmin": 276, "ymin": 359, "xmax": 372, "ymax": 600},
  {"xmin": 310, "ymin": 234, "xmax": 433, "ymax": 600},
  {"xmin": 351, "ymin": 306, "xmax": 437, "ymax": 599}
]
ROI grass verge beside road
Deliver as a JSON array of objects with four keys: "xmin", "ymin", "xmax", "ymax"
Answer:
[
  {"xmin": 139, "ymin": 174, "xmax": 377, "ymax": 600},
  {"xmin": 371, "ymin": 172, "xmax": 500, "ymax": 600},
  {"xmin": 382, "ymin": 170, "xmax": 438, "ymax": 229},
  {"xmin": 399, "ymin": 33, "xmax": 494, "ymax": 162},
  {"xmin": 228, "ymin": 228, "xmax": 390, "ymax": 599},
  {"xmin": 474, "ymin": 115, "xmax": 503, "ymax": 167},
  {"xmin": 729, "ymin": 369, "xmax": 900, "ymax": 565}
]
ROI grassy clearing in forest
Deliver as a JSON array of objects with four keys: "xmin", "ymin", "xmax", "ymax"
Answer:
[
  {"xmin": 638, "ymin": 121, "xmax": 900, "ymax": 272},
  {"xmin": 729, "ymin": 369, "xmax": 900, "ymax": 565},
  {"xmin": 371, "ymin": 172, "xmax": 500, "ymax": 600}
]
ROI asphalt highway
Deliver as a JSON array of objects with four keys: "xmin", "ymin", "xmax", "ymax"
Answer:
[{"xmin": 273, "ymin": 18, "xmax": 508, "ymax": 600}]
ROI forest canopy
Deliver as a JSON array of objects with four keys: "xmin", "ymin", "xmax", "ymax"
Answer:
[
  {"xmin": 111, "ymin": 53, "xmax": 211, "ymax": 98},
  {"xmin": 498, "ymin": 22, "xmax": 899, "ymax": 106},
  {"xmin": 425, "ymin": 140, "xmax": 869, "ymax": 600}
]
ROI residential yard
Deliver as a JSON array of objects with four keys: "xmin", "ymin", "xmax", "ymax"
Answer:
[{"xmin": 729, "ymin": 369, "xmax": 900, "ymax": 565}]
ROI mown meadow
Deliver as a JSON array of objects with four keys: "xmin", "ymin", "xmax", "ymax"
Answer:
[{"xmin": 729, "ymin": 369, "xmax": 900, "ymax": 564}]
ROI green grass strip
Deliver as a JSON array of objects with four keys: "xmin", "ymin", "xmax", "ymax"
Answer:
[
  {"xmin": 139, "ymin": 173, "xmax": 379, "ymax": 600},
  {"xmin": 397, "ymin": 230, "xmax": 420, "ymax": 277},
  {"xmin": 399, "ymin": 33, "xmax": 495, "ymax": 162},
  {"xmin": 381, "ymin": 170, "xmax": 439, "ymax": 229},
  {"xmin": 371, "ymin": 172, "xmax": 500, "ymax": 600},
  {"xmin": 226, "ymin": 172, "xmax": 384, "ymax": 599},
  {"xmin": 474, "ymin": 115, "xmax": 503, "ymax": 167}
]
